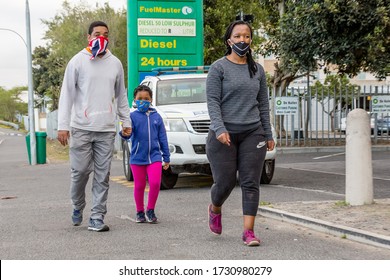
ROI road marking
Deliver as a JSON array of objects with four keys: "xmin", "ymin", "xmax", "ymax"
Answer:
[
  {"xmin": 0, "ymin": 132, "xmax": 23, "ymax": 137},
  {"xmin": 111, "ymin": 176, "xmax": 150, "ymax": 191},
  {"xmin": 270, "ymin": 184, "xmax": 344, "ymax": 197},
  {"xmin": 313, "ymin": 152, "xmax": 345, "ymax": 160},
  {"xmin": 278, "ymin": 166, "xmax": 345, "ymax": 176},
  {"xmin": 278, "ymin": 166, "xmax": 390, "ymax": 181},
  {"xmin": 0, "ymin": 139, "xmax": 4, "ymax": 145}
]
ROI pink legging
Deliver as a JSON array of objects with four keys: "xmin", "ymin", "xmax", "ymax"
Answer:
[{"xmin": 131, "ymin": 162, "xmax": 162, "ymax": 212}]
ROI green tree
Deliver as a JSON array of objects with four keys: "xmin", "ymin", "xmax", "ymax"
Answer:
[
  {"xmin": 277, "ymin": 0, "xmax": 390, "ymax": 78},
  {"xmin": 312, "ymin": 75, "xmax": 360, "ymax": 131},
  {"xmin": 33, "ymin": 46, "xmax": 65, "ymax": 110},
  {"xmin": 203, "ymin": 0, "xmax": 266, "ymax": 65},
  {"xmin": 0, "ymin": 86, "xmax": 28, "ymax": 123},
  {"xmin": 258, "ymin": 0, "xmax": 390, "ymax": 136}
]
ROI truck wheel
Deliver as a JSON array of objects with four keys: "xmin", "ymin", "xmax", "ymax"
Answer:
[
  {"xmin": 260, "ymin": 159, "xmax": 275, "ymax": 184},
  {"xmin": 122, "ymin": 140, "xmax": 133, "ymax": 181},
  {"xmin": 160, "ymin": 167, "xmax": 178, "ymax": 190}
]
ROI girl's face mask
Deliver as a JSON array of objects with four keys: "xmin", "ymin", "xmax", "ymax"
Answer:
[
  {"xmin": 88, "ymin": 36, "xmax": 109, "ymax": 60},
  {"xmin": 135, "ymin": 100, "xmax": 151, "ymax": 113}
]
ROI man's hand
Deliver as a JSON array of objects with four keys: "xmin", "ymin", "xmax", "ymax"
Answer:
[
  {"xmin": 121, "ymin": 127, "xmax": 132, "ymax": 137},
  {"xmin": 57, "ymin": 130, "xmax": 70, "ymax": 146}
]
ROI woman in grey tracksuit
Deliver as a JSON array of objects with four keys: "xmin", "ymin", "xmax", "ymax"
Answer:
[{"xmin": 206, "ymin": 20, "xmax": 275, "ymax": 246}]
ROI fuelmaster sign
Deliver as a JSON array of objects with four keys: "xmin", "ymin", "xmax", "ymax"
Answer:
[{"xmin": 127, "ymin": 0, "xmax": 204, "ymax": 93}]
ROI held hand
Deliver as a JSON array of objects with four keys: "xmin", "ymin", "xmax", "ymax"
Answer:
[
  {"xmin": 57, "ymin": 130, "xmax": 70, "ymax": 146},
  {"xmin": 122, "ymin": 127, "xmax": 132, "ymax": 137},
  {"xmin": 162, "ymin": 162, "xmax": 170, "ymax": 170},
  {"xmin": 217, "ymin": 132, "xmax": 231, "ymax": 146},
  {"xmin": 267, "ymin": 139, "xmax": 275, "ymax": 151}
]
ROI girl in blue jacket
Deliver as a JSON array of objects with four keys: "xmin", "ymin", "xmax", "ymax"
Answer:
[{"xmin": 122, "ymin": 85, "xmax": 170, "ymax": 223}]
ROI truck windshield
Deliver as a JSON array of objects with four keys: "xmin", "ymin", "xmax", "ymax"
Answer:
[{"xmin": 156, "ymin": 78, "xmax": 206, "ymax": 106}]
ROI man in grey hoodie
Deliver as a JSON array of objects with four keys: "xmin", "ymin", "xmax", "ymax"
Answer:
[{"xmin": 57, "ymin": 21, "xmax": 132, "ymax": 232}]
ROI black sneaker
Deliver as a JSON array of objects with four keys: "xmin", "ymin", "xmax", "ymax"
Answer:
[
  {"xmin": 88, "ymin": 218, "xmax": 109, "ymax": 232},
  {"xmin": 72, "ymin": 209, "xmax": 83, "ymax": 226},
  {"xmin": 146, "ymin": 209, "xmax": 158, "ymax": 223},
  {"xmin": 136, "ymin": 211, "xmax": 146, "ymax": 223}
]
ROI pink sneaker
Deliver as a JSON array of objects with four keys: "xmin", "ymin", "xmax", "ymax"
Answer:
[
  {"xmin": 208, "ymin": 204, "xmax": 222, "ymax": 235},
  {"xmin": 242, "ymin": 229, "xmax": 261, "ymax": 246}
]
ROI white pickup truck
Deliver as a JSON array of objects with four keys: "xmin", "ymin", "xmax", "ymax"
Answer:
[{"xmin": 122, "ymin": 68, "xmax": 277, "ymax": 189}]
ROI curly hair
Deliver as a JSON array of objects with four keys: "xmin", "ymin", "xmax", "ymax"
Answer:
[{"xmin": 133, "ymin": 84, "xmax": 153, "ymax": 99}]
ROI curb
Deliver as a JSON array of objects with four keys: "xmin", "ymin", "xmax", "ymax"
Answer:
[{"xmin": 259, "ymin": 206, "xmax": 390, "ymax": 250}]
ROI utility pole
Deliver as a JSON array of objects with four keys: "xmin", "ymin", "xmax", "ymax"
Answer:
[
  {"xmin": 239, "ymin": 10, "xmax": 244, "ymax": 20},
  {"xmin": 26, "ymin": 0, "xmax": 36, "ymax": 165}
]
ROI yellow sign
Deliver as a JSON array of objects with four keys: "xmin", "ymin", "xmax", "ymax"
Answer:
[
  {"xmin": 139, "ymin": 6, "xmax": 182, "ymax": 14},
  {"xmin": 140, "ymin": 39, "xmax": 177, "ymax": 49}
]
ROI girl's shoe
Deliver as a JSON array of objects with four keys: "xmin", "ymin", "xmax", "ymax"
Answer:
[
  {"xmin": 242, "ymin": 229, "xmax": 261, "ymax": 246},
  {"xmin": 136, "ymin": 211, "xmax": 146, "ymax": 223},
  {"xmin": 146, "ymin": 209, "xmax": 158, "ymax": 223}
]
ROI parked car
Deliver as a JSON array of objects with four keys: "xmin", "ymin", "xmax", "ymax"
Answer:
[
  {"xmin": 377, "ymin": 115, "xmax": 390, "ymax": 135},
  {"xmin": 122, "ymin": 67, "xmax": 277, "ymax": 189},
  {"xmin": 339, "ymin": 112, "xmax": 375, "ymax": 134}
]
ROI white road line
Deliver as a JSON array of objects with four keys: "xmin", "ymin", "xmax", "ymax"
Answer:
[
  {"xmin": 0, "ymin": 139, "xmax": 4, "ymax": 145},
  {"xmin": 278, "ymin": 166, "xmax": 390, "ymax": 181},
  {"xmin": 270, "ymin": 184, "xmax": 344, "ymax": 197},
  {"xmin": 313, "ymin": 152, "xmax": 345, "ymax": 160},
  {"xmin": 279, "ymin": 166, "xmax": 345, "ymax": 176}
]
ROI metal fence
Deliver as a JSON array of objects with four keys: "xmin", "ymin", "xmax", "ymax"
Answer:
[{"xmin": 270, "ymin": 85, "xmax": 390, "ymax": 147}]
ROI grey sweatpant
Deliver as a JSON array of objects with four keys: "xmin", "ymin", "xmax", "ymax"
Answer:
[
  {"xmin": 206, "ymin": 127, "xmax": 267, "ymax": 216},
  {"xmin": 69, "ymin": 128, "xmax": 116, "ymax": 220}
]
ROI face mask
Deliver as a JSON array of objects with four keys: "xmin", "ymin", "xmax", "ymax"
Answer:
[
  {"xmin": 88, "ymin": 36, "xmax": 109, "ymax": 60},
  {"xmin": 230, "ymin": 40, "xmax": 250, "ymax": 57},
  {"xmin": 135, "ymin": 100, "xmax": 151, "ymax": 113}
]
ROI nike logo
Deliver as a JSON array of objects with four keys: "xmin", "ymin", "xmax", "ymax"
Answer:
[{"xmin": 256, "ymin": 141, "xmax": 266, "ymax": 148}]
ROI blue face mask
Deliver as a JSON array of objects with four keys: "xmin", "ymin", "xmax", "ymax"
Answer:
[{"xmin": 135, "ymin": 100, "xmax": 151, "ymax": 113}]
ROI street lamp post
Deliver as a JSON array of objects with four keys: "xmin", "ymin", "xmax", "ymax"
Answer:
[{"xmin": 25, "ymin": 0, "xmax": 36, "ymax": 165}]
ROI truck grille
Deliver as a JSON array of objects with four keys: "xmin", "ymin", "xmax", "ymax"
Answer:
[{"xmin": 189, "ymin": 120, "xmax": 210, "ymax": 133}]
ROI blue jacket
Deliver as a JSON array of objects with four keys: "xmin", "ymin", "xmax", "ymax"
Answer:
[{"xmin": 121, "ymin": 108, "xmax": 170, "ymax": 165}]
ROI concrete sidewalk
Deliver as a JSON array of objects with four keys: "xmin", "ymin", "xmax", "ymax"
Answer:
[{"xmin": 259, "ymin": 200, "xmax": 390, "ymax": 250}]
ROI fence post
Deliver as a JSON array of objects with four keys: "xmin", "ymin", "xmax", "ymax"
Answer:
[{"xmin": 345, "ymin": 108, "xmax": 373, "ymax": 205}]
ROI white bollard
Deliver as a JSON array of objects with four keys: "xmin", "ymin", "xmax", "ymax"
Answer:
[{"xmin": 345, "ymin": 109, "xmax": 373, "ymax": 206}]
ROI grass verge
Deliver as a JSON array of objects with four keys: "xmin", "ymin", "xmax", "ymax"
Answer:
[{"xmin": 47, "ymin": 138, "xmax": 69, "ymax": 162}]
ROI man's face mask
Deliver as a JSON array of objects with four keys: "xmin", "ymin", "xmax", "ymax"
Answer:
[
  {"xmin": 229, "ymin": 40, "xmax": 250, "ymax": 57},
  {"xmin": 135, "ymin": 100, "xmax": 151, "ymax": 113},
  {"xmin": 88, "ymin": 36, "xmax": 109, "ymax": 60}
]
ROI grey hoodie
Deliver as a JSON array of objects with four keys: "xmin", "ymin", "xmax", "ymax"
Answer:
[{"xmin": 58, "ymin": 49, "xmax": 131, "ymax": 132}]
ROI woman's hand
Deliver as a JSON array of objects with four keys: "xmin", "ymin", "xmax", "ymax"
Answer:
[
  {"xmin": 267, "ymin": 139, "xmax": 275, "ymax": 151},
  {"xmin": 217, "ymin": 132, "xmax": 231, "ymax": 146}
]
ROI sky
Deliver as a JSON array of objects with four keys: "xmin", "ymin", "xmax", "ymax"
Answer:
[{"xmin": 0, "ymin": 0, "xmax": 127, "ymax": 89}]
